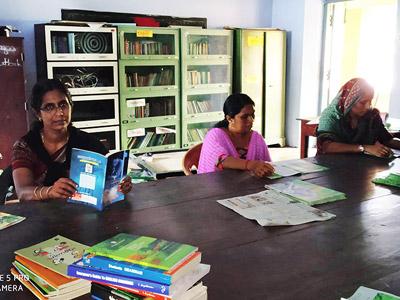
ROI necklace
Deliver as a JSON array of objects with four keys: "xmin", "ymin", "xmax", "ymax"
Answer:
[{"xmin": 41, "ymin": 130, "xmax": 69, "ymax": 145}]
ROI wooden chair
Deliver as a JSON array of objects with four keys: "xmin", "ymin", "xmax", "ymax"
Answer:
[{"xmin": 182, "ymin": 143, "xmax": 203, "ymax": 175}]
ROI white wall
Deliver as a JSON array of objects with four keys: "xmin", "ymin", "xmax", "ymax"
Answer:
[
  {"xmin": 390, "ymin": 0, "xmax": 400, "ymax": 118},
  {"xmin": 0, "ymin": 0, "xmax": 273, "ymax": 99},
  {"xmin": 271, "ymin": 0, "xmax": 306, "ymax": 146},
  {"xmin": 271, "ymin": 0, "xmax": 324, "ymax": 147}
]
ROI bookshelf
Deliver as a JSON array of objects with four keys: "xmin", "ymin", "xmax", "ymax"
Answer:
[
  {"xmin": 180, "ymin": 28, "xmax": 233, "ymax": 148},
  {"xmin": 118, "ymin": 26, "xmax": 181, "ymax": 154},
  {"xmin": 34, "ymin": 24, "xmax": 120, "ymax": 151}
]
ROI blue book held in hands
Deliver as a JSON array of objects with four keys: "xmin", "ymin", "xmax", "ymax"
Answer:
[{"xmin": 68, "ymin": 148, "xmax": 129, "ymax": 211}]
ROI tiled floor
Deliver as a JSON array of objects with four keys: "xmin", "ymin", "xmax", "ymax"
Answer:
[{"xmin": 135, "ymin": 147, "xmax": 317, "ymax": 174}]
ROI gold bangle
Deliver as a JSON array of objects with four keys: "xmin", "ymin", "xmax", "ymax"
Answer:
[
  {"xmin": 46, "ymin": 186, "xmax": 53, "ymax": 199},
  {"xmin": 33, "ymin": 186, "xmax": 39, "ymax": 200},
  {"xmin": 39, "ymin": 187, "xmax": 45, "ymax": 200}
]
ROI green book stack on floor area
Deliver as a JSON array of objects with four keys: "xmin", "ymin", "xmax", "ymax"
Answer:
[
  {"xmin": 67, "ymin": 233, "xmax": 210, "ymax": 300},
  {"xmin": 266, "ymin": 179, "xmax": 346, "ymax": 205}
]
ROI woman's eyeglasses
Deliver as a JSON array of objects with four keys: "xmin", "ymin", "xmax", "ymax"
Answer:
[{"xmin": 40, "ymin": 100, "xmax": 70, "ymax": 113}]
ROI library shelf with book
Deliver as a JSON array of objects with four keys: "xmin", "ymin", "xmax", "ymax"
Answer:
[
  {"xmin": 118, "ymin": 26, "xmax": 181, "ymax": 154},
  {"xmin": 180, "ymin": 28, "xmax": 233, "ymax": 148},
  {"xmin": 35, "ymin": 23, "xmax": 121, "ymax": 152}
]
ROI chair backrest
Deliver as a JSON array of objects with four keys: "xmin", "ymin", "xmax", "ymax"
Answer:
[{"xmin": 182, "ymin": 143, "xmax": 203, "ymax": 175}]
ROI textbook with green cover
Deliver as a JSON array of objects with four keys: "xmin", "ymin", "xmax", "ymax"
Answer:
[
  {"xmin": 266, "ymin": 179, "xmax": 346, "ymax": 205},
  {"xmin": 0, "ymin": 212, "xmax": 25, "ymax": 230},
  {"xmin": 14, "ymin": 235, "xmax": 88, "ymax": 277},
  {"xmin": 86, "ymin": 233, "xmax": 198, "ymax": 271},
  {"xmin": 372, "ymin": 172, "xmax": 400, "ymax": 188}
]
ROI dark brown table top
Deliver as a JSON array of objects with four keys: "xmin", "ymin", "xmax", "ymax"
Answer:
[{"xmin": 1, "ymin": 153, "xmax": 400, "ymax": 300}]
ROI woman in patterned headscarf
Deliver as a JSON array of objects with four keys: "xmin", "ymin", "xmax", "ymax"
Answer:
[{"xmin": 315, "ymin": 78, "xmax": 400, "ymax": 156}]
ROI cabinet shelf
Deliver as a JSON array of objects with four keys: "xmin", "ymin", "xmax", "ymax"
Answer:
[{"xmin": 40, "ymin": 25, "xmax": 117, "ymax": 61}]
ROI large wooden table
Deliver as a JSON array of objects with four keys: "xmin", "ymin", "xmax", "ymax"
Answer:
[{"xmin": 1, "ymin": 154, "xmax": 400, "ymax": 299}]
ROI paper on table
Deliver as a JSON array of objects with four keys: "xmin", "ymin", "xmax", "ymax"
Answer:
[
  {"xmin": 344, "ymin": 286, "xmax": 400, "ymax": 300},
  {"xmin": 217, "ymin": 189, "xmax": 335, "ymax": 226}
]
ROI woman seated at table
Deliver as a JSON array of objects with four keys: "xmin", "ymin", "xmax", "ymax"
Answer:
[
  {"xmin": 315, "ymin": 77, "xmax": 400, "ymax": 157},
  {"xmin": 12, "ymin": 79, "xmax": 132, "ymax": 201},
  {"xmin": 198, "ymin": 93, "xmax": 274, "ymax": 177}
]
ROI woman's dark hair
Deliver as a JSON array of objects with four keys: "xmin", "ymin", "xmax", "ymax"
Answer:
[
  {"xmin": 30, "ymin": 78, "xmax": 73, "ymax": 113},
  {"xmin": 214, "ymin": 93, "xmax": 255, "ymax": 128}
]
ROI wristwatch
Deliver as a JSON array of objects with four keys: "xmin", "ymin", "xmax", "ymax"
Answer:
[{"xmin": 359, "ymin": 145, "xmax": 365, "ymax": 153}]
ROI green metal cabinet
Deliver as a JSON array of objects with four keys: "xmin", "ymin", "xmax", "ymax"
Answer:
[
  {"xmin": 234, "ymin": 29, "xmax": 286, "ymax": 146},
  {"xmin": 118, "ymin": 26, "xmax": 181, "ymax": 153},
  {"xmin": 180, "ymin": 28, "xmax": 233, "ymax": 148}
]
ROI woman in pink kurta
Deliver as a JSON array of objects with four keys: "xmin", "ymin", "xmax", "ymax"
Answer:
[{"xmin": 198, "ymin": 93, "xmax": 274, "ymax": 177}]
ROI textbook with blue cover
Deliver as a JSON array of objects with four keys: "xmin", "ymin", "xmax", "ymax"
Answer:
[{"xmin": 68, "ymin": 148, "xmax": 129, "ymax": 211}]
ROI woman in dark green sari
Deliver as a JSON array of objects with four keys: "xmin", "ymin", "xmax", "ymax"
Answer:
[{"xmin": 315, "ymin": 78, "xmax": 400, "ymax": 157}]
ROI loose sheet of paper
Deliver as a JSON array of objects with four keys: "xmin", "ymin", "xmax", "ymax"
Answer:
[{"xmin": 217, "ymin": 189, "xmax": 335, "ymax": 226}]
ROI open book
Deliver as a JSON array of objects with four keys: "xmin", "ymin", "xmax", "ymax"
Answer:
[
  {"xmin": 68, "ymin": 148, "xmax": 129, "ymax": 210},
  {"xmin": 268, "ymin": 160, "xmax": 328, "ymax": 179}
]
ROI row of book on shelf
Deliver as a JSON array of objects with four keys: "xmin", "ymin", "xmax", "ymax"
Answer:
[
  {"xmin": 10, "ymin": 233, "xmax": 209, "ymax": 300},
  {"xmin": 51, "ymin": 34, "xmax": 75, "ymax": 54},
  {"xmin": 187, "ymin": 128, "xmax": 210, "ymax": 143},
  {"xmin": 188, "ymin": 42, "xmax": 209, "ymax": 55},
  {"xmin": 127, "ymin": 100, "xmax": 175, "ymax": 119},
  {"xmin": 125, "ymin": 69, "xmax": 174, "ymax": 87},
  {"xmin": 187, "ymin": 100, "xmax": 213, "ymax": 114},
  {"xmin": 124, "ymin": 40, "xmax": 173, "ymax": 56},
  {"xmin": 187, "ymin": 71, "xmax": 211, "ymax": 85},
  {"xmin": 127, "ymin": 132, "xmax": 175, "ymax": 150}
]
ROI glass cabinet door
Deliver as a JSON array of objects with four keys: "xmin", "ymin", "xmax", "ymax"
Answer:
[
  {"xmin": 71, "ymin": 94, "xmax": 119, "ymax": 128},
  {"xmin": 182, "ymin": 28, "xmax": 233, "ymax": 60},
  {"xmin": 119, "ymin": 60, "xmax": 179, "ymax": 93},
  {"xmin": 183, "ymin": 121, "xmax": 217, "ymax": 147},
  {"xmin": 184, "ymin": 61, "xmax": 231, "ymax": 89},
  {"xmin": 121, "ymin": 123, "xmax": 179, "ymax": 153},
  {"xmin": 47, "ymin": 62, "xmax": 118, "ymax": 95},
  {"xmin": 184, "ymin": 91, "xmax": 227, "ymax": 118},
  {"xmin": 120, "ymin": 92, "xmax": 179, "ymax": 124},
  {"xmin": 82, "ymin": 126, "xmax": 120, "ymax": 152},
  {"xmin": 119, "ymin": 27, "xmax": 179, "ymax": 60},
  {"xmin": 44, "ymin": 25, "xmax": 117, "ymax": 60}
]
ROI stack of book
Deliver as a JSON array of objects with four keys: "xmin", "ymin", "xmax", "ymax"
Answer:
[
  {"xmin": 67, "ymin": 233, "xmax": 210, "ymax": 300},
  {"xmin": 10, "ymin": 235, "xmax": 91, "ymax": 300}
]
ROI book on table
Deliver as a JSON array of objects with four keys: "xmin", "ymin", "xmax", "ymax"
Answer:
[
  {"xmin": 341, "ymin": 286, "xmax": 400, "ymax": 300},
  {"xmin": 266, "ymin": 179, "xmax": 346, "ymax": 205},
  {"xmin": 12, "ymin": 235, "xmax": 91, "ymax": 299},
  {"xmin": 372, "ymin": 172, "xmax": 400, "ymax": 188},
  {"xmin": 90, "ymin": 281, "xmax": 207, "ymax": 300},
  {"xmin": 82, "ymin": 251, "xmax": 202, "ymax": 285},
  {"xmin": 68, "ymin": 233, "xmax": 208, "ymax": 300},
  {"xmin": 268, "ymin": 160, "xmax": 328, "ymax": 179},
  {"xmin": 68, "ymin": 259, "xmax": 210, "ymax": 297},
  {"xmin": 0, "ymin": 211, "xmax": 25, "ymax": 230},
  {"xmin": 68, "ymin": 148, "xmax": 129, "ymax": 211},
  {"xmin": 85, "ymin": 233, "xmax": 198, "ymax": 271}
]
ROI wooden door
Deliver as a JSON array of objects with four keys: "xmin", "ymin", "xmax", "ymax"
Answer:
[{"xmin": 0, "ymin": 37, "xmax": 28, "ymax": 170}]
